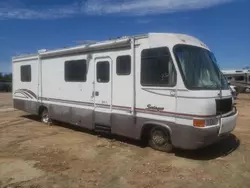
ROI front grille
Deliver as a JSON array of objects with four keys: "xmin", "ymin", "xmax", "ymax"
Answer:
[{"xmin": 216, "ymin": 98, "xmax": 233, "ymax": 115}]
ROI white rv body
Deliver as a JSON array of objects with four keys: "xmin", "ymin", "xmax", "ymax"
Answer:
[{"xmin": 13, "ymin": 33, "xmax": 238, "ymax": 150}]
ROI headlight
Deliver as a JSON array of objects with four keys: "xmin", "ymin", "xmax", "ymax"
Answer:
[{"xmin": 193, "ymin": 118, "xmax": 219, "ymax": 127}]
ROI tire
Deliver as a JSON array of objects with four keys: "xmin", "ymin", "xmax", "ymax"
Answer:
[
  {"xmin": 148, "ymin": 126, "xmax": 173, "ymax": 153},
  {"xmin": 245, "ymin": 88, "xmax": 250, "ymax": 93},
  {"xmin": 41, "ymin": 108, "xmax": 52, "ymax": 125}
]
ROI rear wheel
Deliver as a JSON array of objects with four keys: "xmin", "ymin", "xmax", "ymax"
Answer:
[
  {"xmin": 41, "ymin": 108, "xmax": 52, "ymax": 125},
  {"xmin": 149, "ymin": 126, "xmax": 173, "ymax": 153}
]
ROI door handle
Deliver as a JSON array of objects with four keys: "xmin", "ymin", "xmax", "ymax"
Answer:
[{"xmin": 95, "ymin": 91, "xmax": 99, "ymax": 96}]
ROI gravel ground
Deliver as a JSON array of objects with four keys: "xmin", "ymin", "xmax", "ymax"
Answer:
[{"xmin": 0, "ymin": 93, "xmax": 250, "ymax": 188}]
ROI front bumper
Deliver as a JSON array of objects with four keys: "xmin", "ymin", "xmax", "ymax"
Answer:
[
  {"xmin": 171, "ymin": 109, "xmax": 238, "ymax": 150},
  {"xmin": 231, "ymin": 91, "xmax": 238, "ymax": 100}
]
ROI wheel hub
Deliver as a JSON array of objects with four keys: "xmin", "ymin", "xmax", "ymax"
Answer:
[
  {"xmin": 152, "ymin": 130, "xmax": 166, "ymax": 145},
  {"xmin": 42, "ymin": 114, "xmax": 49, "ymax": 124}
]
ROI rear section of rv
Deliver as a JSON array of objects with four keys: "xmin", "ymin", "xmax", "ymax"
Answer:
[{"xmin": 12, "ymin": 55, "xmax": 39, "ymax": 115}]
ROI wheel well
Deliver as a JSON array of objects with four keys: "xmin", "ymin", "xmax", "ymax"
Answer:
[
  {"xmin": 141, "ymin": 124, "xmax": 171, "ymax": 142},
  {"xmin": 38, "ymin": 106, "xmax": 47, "ymax": 116}
]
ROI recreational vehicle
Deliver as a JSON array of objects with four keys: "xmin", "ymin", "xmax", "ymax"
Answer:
[
  {"xmin": 12, "ymin": 33, "xmax": 238, "ymax": 152},
  {"xmin": 222, "ymin": 69, "xmax": 250, "ymax": 93}
]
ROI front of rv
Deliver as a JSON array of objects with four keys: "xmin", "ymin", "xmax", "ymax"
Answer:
[{"xmin": 165, "ymin": 34, "xmax": 238, "ymax": 149}]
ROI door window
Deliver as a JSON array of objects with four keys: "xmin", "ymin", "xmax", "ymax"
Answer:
[{"xmin": 97, "ymin": 61, "xmax": 110, "ymax": 83}]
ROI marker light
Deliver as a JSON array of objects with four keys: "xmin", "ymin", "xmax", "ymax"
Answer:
[{"xmin": 193, "ymin": 119, "xmax": 205, "ymax": 128}]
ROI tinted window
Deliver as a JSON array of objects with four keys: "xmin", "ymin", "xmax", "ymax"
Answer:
[
  {"xmin": 235, "ymin": 76, "xmax": 245, "ymax": 81},
  {"xmin": 65, "ymin": 60, "xmax": 87, "ymax": 82},
  {"xmin": 21, "ymin": 65, "xmax": 31, "ymax": 82},
  {"xmin": 116, "ymin": 55, "xmax": 131, "ymax": 75},
  {"xmin": 97, "ymin": 61, "xmax": 110, "ymax": 83},
  {"xmin": 141, "ymin": 47, "xmax": 176, "ymax": 87}
]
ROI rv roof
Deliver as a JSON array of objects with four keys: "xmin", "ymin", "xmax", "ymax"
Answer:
[{"xmin": 12, "ymin": 33, "xmax": 205, "ymax": 62}]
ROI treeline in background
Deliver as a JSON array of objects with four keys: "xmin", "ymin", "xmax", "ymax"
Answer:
[{"xmin": 0, "ymin": 73, "xmax": 12, "ymax": 92}]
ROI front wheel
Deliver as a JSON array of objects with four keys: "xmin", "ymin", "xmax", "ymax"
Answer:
[{"xmin": 149, "ymin": 127, "xmax": 173, "ymax": 153}]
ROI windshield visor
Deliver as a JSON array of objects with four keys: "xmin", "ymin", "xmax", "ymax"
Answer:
[{"xmin": 174, "ymin": 45, "xmax": 228, "ymax": 90}]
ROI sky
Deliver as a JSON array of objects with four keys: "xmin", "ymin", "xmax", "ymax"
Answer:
[{"xmin": 0, "ymin": 0, "xmax": 249, "ymax": 73}]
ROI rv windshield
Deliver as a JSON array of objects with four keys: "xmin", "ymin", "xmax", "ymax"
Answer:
[{"xmin": 174, "ymin": 45, "xmax": 228, "ymax": 90}]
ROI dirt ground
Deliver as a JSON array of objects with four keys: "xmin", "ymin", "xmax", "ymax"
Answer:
[{"xmin": 0, "ymin": 93, "xmax": 250, "ymax": 188}]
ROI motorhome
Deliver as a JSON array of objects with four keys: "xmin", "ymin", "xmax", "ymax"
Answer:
[
  {"xmin": 12, "ymin": 33, "xmax": 238, "ymax": 152},
  {"xmin": 222, "ymin": 69, "xmax": 250, "ymax": 93}
]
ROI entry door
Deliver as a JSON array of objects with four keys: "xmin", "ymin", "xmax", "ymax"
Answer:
[{"xmin": 94, "ymin": 58, "xmax": 112, "ymax": 126}]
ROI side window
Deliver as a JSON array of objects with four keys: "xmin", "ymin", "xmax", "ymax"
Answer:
[
  {"xmin": 141, "ymin": 47, "xmax": 176, "ymax": 87},
  {"xmin": 21, "ymin": 65, "xmax": 31, "ymax": 82},
  {"xmin": 116, "ymin": 55, "xmax": 131, "ymax": 75},
  {"xmin": 65, "ymin": 60, "xmax": 87, "ymax": 82},
  {"xmin": 235, "ymin": 76, "xmax": 245, "ymax": 81},
  {"xmin": 97, "ymin": 61, "xmax": 110, "ymax": 83}
]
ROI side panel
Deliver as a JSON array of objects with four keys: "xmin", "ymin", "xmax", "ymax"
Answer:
[
  {"xmin": 39, "ymin": 47, "xmax": 135, "ymax": 134},
  {"xmin": 41, "ymin": 54, "xmax": 94, "ymax": 129},
  {"xmin": 133, "ymin": 38, "xmax": 177, "ymax": 139},
  {"xmin": 13, "ymin": 59, "xmax": 39, "ymax": 114},
  {"xmin": 110, "ymin": 48, "xmax": 135, "ymax": 138}
]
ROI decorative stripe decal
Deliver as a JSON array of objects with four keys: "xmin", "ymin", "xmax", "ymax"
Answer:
[
  {"xmin": 14, "ymin": 89, "xmax": 37, "ymax": 99},
  {"xmin": 135, "ymin": 108, "xmax": 216, "ymax": 118},
  {"xmin": 113, "ymin": 105, "xmax": 216, "ymax": 118},
  {"xmin": 40, "ymin": 97, "xmax": 94, "ymax": 107},
  {"xmin": 14, "ymin": 92, "xmax": 29, "ymax": 99},
  {"xmin": 15, "ymin": 95, "xmax": 217, "ymax": 119},
  {"xmin": 96, "ymin": 103, "xmax": 110, "ymax": 109},
  {"xmin": 14, "ymin": 91, "xmax": 30, "ymax": 99},
  {"xmin": 113, "ymin": 105, "xmax": 131, "ymax": 110},
  {"xmin": 22, "ymin": 89, "xmax": 37, "ymax": 99},
  {"xmin": 177, "ymin": 95, "xmax": 232, "ymax": 99}
]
